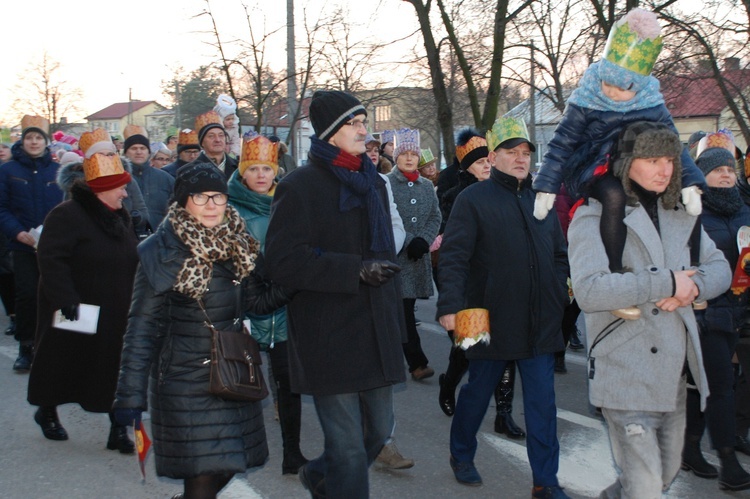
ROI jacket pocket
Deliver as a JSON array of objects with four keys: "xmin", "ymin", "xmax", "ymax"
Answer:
[{"xmin": 588, "ymin": 318, "xmax": 641, "ymax": 357}]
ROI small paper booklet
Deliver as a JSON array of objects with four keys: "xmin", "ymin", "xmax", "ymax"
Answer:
[{"xmin": 52, "ymin": 304, "xmax": 100, "ymax": 334}]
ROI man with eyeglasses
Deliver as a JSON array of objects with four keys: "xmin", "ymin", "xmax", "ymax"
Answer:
[{"xmin": 265, "ymin": 90, "xmax": 407, "ymax": 498}]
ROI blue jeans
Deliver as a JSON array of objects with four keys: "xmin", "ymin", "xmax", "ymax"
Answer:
[
  {"xmin": 307, "ymin": 385, "xmax": 394, "ymax": 499},
  {"xmin": 450, "ymin": 355, "xmax": 560, "ymax": 487},
  {"xmin": 600, "ymin": 376, "xmax": 687, "ymax": 499}
]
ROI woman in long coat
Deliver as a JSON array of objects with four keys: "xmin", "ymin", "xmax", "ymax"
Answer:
[
  {"xmin": 113, "ymin": 161, "xmax": 289, "ymax": 499},
  {"xmin": 27, "ymin": 145, "xmax": 138, "ymax": 451},
  {"xmin": 386, "ymin": 128, "xmax": 441, "ymax": 380}
]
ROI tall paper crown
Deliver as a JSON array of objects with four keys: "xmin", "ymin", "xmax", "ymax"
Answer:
[
  {"xmin": 380, "ymin": 129, "xmax": 395, "ymax": 145},
  {"xmin": 83, "ymin": 153, "xmax": 127, "ymax": 182},
  {"xmin": 455, "ymin": 136, "xmax": 488, "ymax": 163},
  {"xmin": 603, "ymin": 8, "xmax": 663, "ymax": 76},
  {"xmin": 696, "ymin": 129, "xmax": 735, "ymax": 158},
  {"xmin": 123, "ymin": 124, "xmax": 147, "ymax": 139},
  {"xmin": 239, "ymin": 135, "xmax": 279, "ymax": 176},
  {"xmin": 195, "ymin": 111, "xmax": 222, "ymax": 132},
  {"xmin": 178, "ymin": 128, "xmax": 199, "ymax": 146},
  {"xmin": 21, "ymin": 115, "xmax": 50, "ymax": 135},
  {"xmin": 418, "ymin": 148, "xmax": 436, "ymax": 168},
  {"xmin": 79, "ymin": 128, "xmax": 112, "ymax": 156},
  {"xmin": 486, "ymin": 117, "xmax": 531, "ymax": 152},
  {"xmin": 393, "ymin": 128, "xmax": 420, "ymax": 160}
]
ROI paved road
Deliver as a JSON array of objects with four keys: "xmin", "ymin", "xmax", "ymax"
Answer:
[{"xmin": 0, "ymin": 299, "xmax": 740, "ymax": 498}]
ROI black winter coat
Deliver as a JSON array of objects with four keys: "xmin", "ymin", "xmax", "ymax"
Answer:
[
  {"xmin": 437, "ymin": 169, "xmax": 569, "ymax": 360},
  {"xmin": 264, "ymin": 155, "xmax": 407, "ymax": 396},
  {"xmin": 28, "ymin": 185, "xmax": 138, "ymax": 412},
  {"xmin": 699, "ymin": 198, "xmax": 750, "ymax": 334},
  {"xmin": 113, "ymin": 221, "xmax": 268, "ymax": 479}
]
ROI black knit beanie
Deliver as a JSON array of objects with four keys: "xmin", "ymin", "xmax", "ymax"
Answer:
[
  {"xmin": 177, "ymin": 143, "xmax": 201, "ymax": 154},
  {"xmin": 309, "ymin": 90, "xmax": 366, "ymax": 142},
  {"xmin": 123, "ymin": 134, "xmax": 151, "ymax": 154},
  {"xmin": 696, "ymin": 147, "xmax": 736, "ymax": 176},
  {"xmin": 198, "ymin": 123, "xmax": 226, "ymax": 147},
  {"xmin": 172, "ymin": 161, "xmax": 227, "ymax": 207}
]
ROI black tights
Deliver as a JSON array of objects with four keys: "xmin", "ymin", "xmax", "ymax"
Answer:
[
  {"xmin": 590, "ymin": 174, "xmax": 627, "ymax": 272},
  {"xmin": 183, "ymin": 473, "xmax": 233, "ymax": 499}
]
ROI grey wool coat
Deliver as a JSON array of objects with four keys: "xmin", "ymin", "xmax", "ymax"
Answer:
[
  {"xmin": 387, "ymin": 168, "xmax": 441, "ymax": 298},
  {"xmin": 568, "ymin": 200, "xmax": 731, "ymax": 412}
]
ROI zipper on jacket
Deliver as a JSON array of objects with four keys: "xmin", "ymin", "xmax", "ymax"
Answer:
[{"xmin": 270, "ymin": 312, "xmax": 276, "ymax": 349}]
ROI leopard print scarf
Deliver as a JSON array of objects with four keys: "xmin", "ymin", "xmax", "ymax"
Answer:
[{"xmin": 168, "ymin": 203, "xmax": 259, "ymax": 299}]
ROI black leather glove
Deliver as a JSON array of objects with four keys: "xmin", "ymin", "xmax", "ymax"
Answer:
[
  {"xmin": 244, "ymin": 272, "xmax": 296, "ymax": 315},
  {"xmin": 406, "ymin": 237, "xmax": 430, "ymax": 261},
  {"xmin": 61, "ymin": 304, "xmax": 80, "ymax": 321},
  {"xmin": 360, "ymin": 260, "xmax": 401, "ymax": 287}
]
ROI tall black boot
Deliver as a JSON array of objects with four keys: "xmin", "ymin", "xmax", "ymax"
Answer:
[
  {"xmin": 719, "ymin": 447, "xmax": 750, "ymax": 491},
  {"xmin": 494, "ymin": 362, "xmax": 525, "ymax": 439},
  {"xmin": 681, "ymin": 433, "xmax": 718, "ymax": 478},
  {"xmin": 439, "ymin": 344, "xmax": 469, "ymax": 417},
  {"xmin": 279, "ymin": 387, "xmax": 308, "ymax": 475},
  {"xmin": 107, "ymin": 411, "xmax": 135, "ymax": 454},
  {"xmin": 13, "ymin": 341, "xmax": 33, "ymax": 371},
  {"xmin": 34, "ymin": 405, "xmax": 68, "ymax": 441}
]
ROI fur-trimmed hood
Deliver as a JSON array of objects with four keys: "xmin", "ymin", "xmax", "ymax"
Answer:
[{"xmin": 69, "ymin": 182, "xmax": 132, "ymax": 241}]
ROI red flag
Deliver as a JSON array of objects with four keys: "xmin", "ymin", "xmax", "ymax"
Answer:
[{"xmin": 134, "ymin": 421, "xmax": 152, "ymax": 481}]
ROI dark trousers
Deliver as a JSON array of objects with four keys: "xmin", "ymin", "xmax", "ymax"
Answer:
[
  {"xmin": 686, "ymin": 327, "xmax": 739, "ymax": 449},
  {"xmin": 0, "ymin": 272, "xmax": 14, "ymax": 316},
  {"xmin": 736, "ymin": 337, "xmax": 750, "ymax": 436},
  {"xmin": 12, "ymin": 251, "xmax": 38, "ymax": 344},
  {"xmin": 402, "ymin": 298, "xmax": 428, "ymax": 372},
  {"xmin": 450, "ymin": 355, "xmax": 560, "ymax": 486},
  {"xmin": 268, "ymin": 341, "xmax": 303, "ymax": 457},
  {"xmin": 555, "ymin": 299, "xmax": 581, "ymax": 360}
]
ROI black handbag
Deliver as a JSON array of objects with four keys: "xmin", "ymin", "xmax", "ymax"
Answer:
[{"xmin": 198, "ymin": 299, "xmax": 269, "ymax": 402}]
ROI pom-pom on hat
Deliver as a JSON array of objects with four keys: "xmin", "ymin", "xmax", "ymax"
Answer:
[
  {"xmin": 696, "ymin": 129, "xmax": 736, "ymax": 159},
  {"xmin": 177, "ymin": 129, "xmax": 200, "ymax": 153},
  {"xmin": 393, "ymin": 128, "xmax": 420, "ymax": 160},
  {"xmin": 173, "ymin": 160, "xmax": 227, "ymax": 207},
  {"xmin": 239, "ymin": 134, "xmax": 279, "ymax": 176},
  {"xmin": 455, "ymin": 128, "xmax": 489, "ymax": 170},
  {"xmin": 599, "ymin": 8, "xmax": 662, "ymax": 93},
  {"xmin": 195, "ymin": 110, "xmax": 225, "ymax": 146},
  {"xmin": 214, "ymin": 94, "xmax": 238, "ymax": 120},
  {"xmin": 696, "ymin": 147, "xmax": 736, "ymax": 177},
  {"xmin": 21, "ymin": 115, "xmax": 50, "ymax": 143},
  {"xmin": 309, "ymin": 90, "xmax": 366, "ymax": 142},
  {"xmin": 486, "ymin": 117, "xmax": 536, "ymax": 152}
]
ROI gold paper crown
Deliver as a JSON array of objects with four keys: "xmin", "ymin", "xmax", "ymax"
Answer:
[
  {"xmin": 123, "ymin": 124, "xmax": 147, "ymax": 139},
  {"xmin": 21, "ymin": 115, "xmax": 50, "ymax": 135},
  {"xmin": 83, "ymin": 153, "xmax": 126, "ymax": 182},
  {"xmin": 79, "ymin": 128, "xmax": 112, "ymax": 156},
  {"xmin": 178, "ymin": 128, "xmax": 199, "ymax": 145},
  {"xmin": 603, "ymin": 9, "xmax": 663, "ymax": 76},
  {"xmin": 239, "ymin": 136, "xmax": 279, "ymax": 175},
  {"xmin": 195, "ymin": 111, "xmax": 222, "ymax": 132},
  {"xmin": 455, "ymin": 136, "xmax": 487, "ymax": 163}
]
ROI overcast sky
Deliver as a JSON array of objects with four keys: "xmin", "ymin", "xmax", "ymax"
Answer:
[{"xmin": 3, "ymin": 0, "xmax": 414, "ymax": 126}]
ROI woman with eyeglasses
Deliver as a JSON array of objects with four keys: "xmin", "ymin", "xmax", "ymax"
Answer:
[{"xmin": 113, "ymin": 161, "xmax": 293, "ymax": 499}]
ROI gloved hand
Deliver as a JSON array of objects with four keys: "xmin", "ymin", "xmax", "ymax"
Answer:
[
  {"xmin": 360, "ymin": 260, "xmax": 401, "ymax": 287},
  {"xmin": 682, "ymin": 186, "xmax": 703, "ymax": 216},
  {"xmin": 61, "ymin": 304, "xmax": 80, "ymax": 321},
  {"xmin": 243, "ymin": 271, "xmax": 297, "ymax": 315},
  {"xmin": 406, "ymin": 237, "xmax": 430, "ymax": 261},
  {"xmin": 533, "ymin": 192, "xmax": 556, "ymax": 220},
  {"xmin": 112, "ymin": 408, "xmax": 142, "ymax": 427}
]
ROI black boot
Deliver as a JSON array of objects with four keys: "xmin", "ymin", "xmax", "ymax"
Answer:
[
  {"xmin": 719, "ymin": 447, "xmax": 750, "ymax": 491},
  {"xmin": 4, "ymin": 315, "xmax": 15, "ymax": 336},
  {"xmin": 34, "ymin": 406, "xmax": 68, "ymax": 441},
  {"xmin": 107, "ymin": 413, "xmax": 135, "ymax": 454},
  {"xmin": 13, "ymin": 342, "xmax": 33, "ymax": 372},
  {"xmin": 494, "ymin": 362, "xmax": 525, "ymax": 439},
  {"xmin": 279, "ymin": 388, "xmax": 308, "ymax": 475},
  {"xmin": 439, "ymin": 344, "xmax": 469, "ymax": 417},
  {"xmin": 568, "ymin": 327, "xmax": 583, "ymax": 350},
  {"xmin": 681, "ymin": 434, "xmax": 718, "ymax": 479}
]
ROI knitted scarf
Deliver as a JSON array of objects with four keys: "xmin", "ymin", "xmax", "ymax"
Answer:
[
  {"xmin": 568, "ymin": 61, "xmax": 665, "ymax": 113},
  {"xmin": 309, "ymin": 136, "xmax": 392, "ymax": 253},
  {"xmin": 703, "ymin": 186, "xmax": 744, "ymax": 217},
  {"xmin": 169, "ymin": 203, "xmax": 259, "ymax": 299}
]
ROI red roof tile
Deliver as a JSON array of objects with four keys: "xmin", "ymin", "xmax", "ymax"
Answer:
[
  {"xmin": 85, "ymin": 101, "xmax": 157, "ymax": 120},
  {"xmin": 662, "ymin": 70, "xmax": 750, "ymax": 118}
]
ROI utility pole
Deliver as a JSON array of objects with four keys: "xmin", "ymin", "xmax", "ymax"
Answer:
[
  {"xmin": 286, "ymin": 0, "xmax": 299, "ymax": 165},
  {"xmin": 529, "ymin": 43, "xmax": 537, "ymax": 169}
]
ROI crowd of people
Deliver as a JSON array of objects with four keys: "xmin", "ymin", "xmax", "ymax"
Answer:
[{"xmin": 2, "ymin": 7, "xmax": 750, "ymax": 499}]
